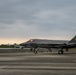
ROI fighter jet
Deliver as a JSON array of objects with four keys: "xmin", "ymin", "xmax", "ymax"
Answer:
[{"xmin": 20, "ymin": 36, "xmax": 76, "ymax": 54}]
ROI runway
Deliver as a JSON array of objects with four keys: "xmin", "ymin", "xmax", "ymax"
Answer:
[{"xmin": 0, "ymin": 49, "xmax": 76, "ymax": 75}]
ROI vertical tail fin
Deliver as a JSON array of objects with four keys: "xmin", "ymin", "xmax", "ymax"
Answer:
[{"xmin": 69, "ymin": 35, "xmax": 76, "ymax": 43}]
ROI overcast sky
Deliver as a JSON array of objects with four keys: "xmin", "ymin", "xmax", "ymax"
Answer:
[{"xmin": 0, "ymin": 0, "xmax": 76, "ymax": 44}]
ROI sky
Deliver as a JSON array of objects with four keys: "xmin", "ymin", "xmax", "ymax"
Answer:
[{"xmin": 0, "ymin": 0, "xmax": 76, "ymax": 44}]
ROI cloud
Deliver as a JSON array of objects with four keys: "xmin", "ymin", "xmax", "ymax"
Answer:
[{"xmin": 0, "ymin": 0, "xmax": 76, "ymax": 44}]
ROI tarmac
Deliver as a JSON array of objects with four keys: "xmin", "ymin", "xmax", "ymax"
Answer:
[{"xmin": 0, "ymin": 48, "xmax": 76, "ymax": 75}]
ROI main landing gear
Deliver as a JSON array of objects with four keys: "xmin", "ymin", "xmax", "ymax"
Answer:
[
  {"xmin": 58, "ymin": 50, "xmax": 64, "ymax": 54},
  {"xmin": 30, "ymin": 48, "xmax": 38, "ymax": 54},
  {"xmin": 34, "ymin": 49, "xmax": 37, "ymax": 54}
]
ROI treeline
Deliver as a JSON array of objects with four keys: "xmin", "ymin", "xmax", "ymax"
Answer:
[{"xmin": 0, "ymin": 44, "xmax": 14, "ymax": 48}]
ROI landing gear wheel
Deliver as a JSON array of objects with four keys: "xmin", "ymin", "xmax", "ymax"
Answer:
[
  {"xmin": 34, "ymin": 50, "xmax": 37, "ymax": 54},
  {"xmin": 33, "ymin": 48, "xmax": 37, "ymax": 54},
  {"xmin": 58, "ymin": 50, "xmax": 63, "ymax": 54}
]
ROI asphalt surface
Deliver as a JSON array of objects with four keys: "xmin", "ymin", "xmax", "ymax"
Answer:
[{"xmin": 0, "ymin": 48, "xmax": 76, "ymax": 75}]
